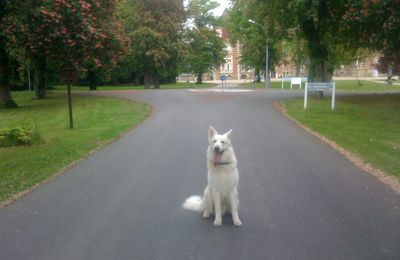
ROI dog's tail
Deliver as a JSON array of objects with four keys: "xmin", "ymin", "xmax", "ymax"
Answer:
[{"xmin": 182, "ymin": 196, "xmax": 203, "ymax": 212}]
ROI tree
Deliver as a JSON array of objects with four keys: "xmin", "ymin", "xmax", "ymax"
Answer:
[
  {"xmin": 227, "ymin": 0, "xmax": 287, "ymax": 82},
  {"xmin": 23, "ymin": 0, "xmax": 123, "ymax": 97},
  {"xmin": 229, "ymin": 0, "xmax": 389, "ymax": 82},
  {"xmin": 184, "ymin": 0, "xmax": 226, "ymax": 84},
  {"xmin": 82, "ymin": 0, "xmax": 124, "ymax": 90},
  {"xmin": 0, "ymin": 0, "xmax": 26, "ymax": 107},
  {"xmin": 120, "ymin": 0, "xmax": 185, "ymax": 88},
  {"xmin": 284, "ymin": 0, "xmax": 348, "ymax": 82},
  {"xmin": 376, "ymin": 55, "xmax": 400, "ymax": 82},
  {"xmin": 339, "ymin": 0, "xmax": 400, "ymax": 82}
]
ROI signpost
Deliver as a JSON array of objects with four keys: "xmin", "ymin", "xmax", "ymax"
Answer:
[
  {"xmin": 220, "ymin": 75, "xmax": 226, "ymax": 92},
  {"xmin": 59, "ymin": 64, "xmax": 78, "ymax": 129},
  {"xmin": 304, "ymin": 82, "xmax": 336, "ymax": 110}
]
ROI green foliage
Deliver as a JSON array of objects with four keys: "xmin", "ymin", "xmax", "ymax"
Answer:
[
  {"xmin": 119, "ymin": 0, "xmax": 185, "ymax": 88},
  {"xmin": 340, "ymin": 0, "xmax": 400, "ymax": 60},
  {"xmin": 228, "ymin": 0, "xmax": 398, "ymax": 81},
  {"xmin": 0, "ymin": 0, "xmax": 27, "ymax": 106},
  {"xmin": 227, "ymin": 0, "xmax": 287, "ymax": 73},
  {"xmin": 183, "ymin": 0, "xmax": 226, "ymax": 83},
  {"xmin": 0, "ymin": 126, "xmax": 42, "ymax": 147}
]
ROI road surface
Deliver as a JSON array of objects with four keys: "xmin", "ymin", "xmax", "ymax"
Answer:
[{"xmin": 1, "ymin": 88, "xmax": 399, "ymax": 259}]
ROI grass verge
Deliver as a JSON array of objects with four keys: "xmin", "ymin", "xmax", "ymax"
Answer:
[
  {"xmin": 54, "ymin": 82, "xmax": 217, "ymax": 91},
  {"xmin": 241, "ymin": 80, "xmax": 400, "ymax": 92},
  {"xmin": 0, "ymin": 91, "xmax": 150, "ymax": 205},
  {"xmin": 282, "ymin": 94, "xmax": 400, "ymax": 181}
]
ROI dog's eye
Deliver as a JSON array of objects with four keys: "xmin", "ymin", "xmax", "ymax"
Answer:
[
  {"xmin": 213, "ymin": 140, "xmax": 217, "ymax": 143},
  {"xmin": 221, "ymin": 141, "xmax": 225, "ymax": 144}
]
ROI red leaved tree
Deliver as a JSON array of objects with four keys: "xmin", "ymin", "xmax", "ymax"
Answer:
[{"xmin": 24, "ymin": 0, "xmax": 123, "ymax": 97}]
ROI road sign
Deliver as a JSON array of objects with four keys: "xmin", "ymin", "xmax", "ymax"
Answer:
[
  {"xmin": 59, "ymin": 64, "xmax": 78, "ymax": 85},
  {"xmin": 59, "ymin": 64, "xmax": 78, "ymax": 129}
]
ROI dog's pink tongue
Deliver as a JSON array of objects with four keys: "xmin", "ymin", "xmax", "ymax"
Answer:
[{"xmin": 214, "ymin": 152, "xmax": 222, "ymax": 163}]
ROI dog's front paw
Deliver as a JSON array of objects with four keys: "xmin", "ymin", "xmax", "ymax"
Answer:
[
  {"xmin": 202, "ymin": 211, "xmax": 211, "ymax": 219},
  {"xmin": 214, "ymin": 219, "xmax": 222, "ymax": 226},
  {"xmin": 233, "ymin": 218, "xmax": 242, "ymax": 226}
]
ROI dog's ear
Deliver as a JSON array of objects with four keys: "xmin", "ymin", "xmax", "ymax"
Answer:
[
  {"xmin": 208, "ymin": 126, "xmax": 217, "ymax": 142},
  {"xmin": 225, "ymin": 129, "xmax": 233, "ymax": 141}
]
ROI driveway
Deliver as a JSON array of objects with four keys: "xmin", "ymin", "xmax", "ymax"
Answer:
[{"xmin": 0, "ymin": 89, "xmax": 399, "ymax": 259}]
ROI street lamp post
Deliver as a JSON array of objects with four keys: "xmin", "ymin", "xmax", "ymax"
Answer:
[{"xmin": 249, "ymin": 19, "xmax": 269, "ymax": 88}]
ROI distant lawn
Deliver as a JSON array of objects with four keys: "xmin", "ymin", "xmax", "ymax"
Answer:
[
  {"xmin": 0, "ymin": 91, "xmax": 150, "ymax": 205},
  {"xmin": 54, "ymin": 82, "xmax": 217, "ymax": 91},
  {"xmin": 282, "ymin": 94, "xmax": 400, "ymax": 179},
  {"xmin": 241, "ymin": 80, "xmax": 400, "ymax": 92}
]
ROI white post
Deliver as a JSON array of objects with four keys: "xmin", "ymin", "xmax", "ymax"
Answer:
[
  {"xmin": 331, "ymin": 82, "xmax": 336, "ymax": 110},
  {"xmin": 304, "ymin": 82, "xmax": 308, "ymax": 109}
]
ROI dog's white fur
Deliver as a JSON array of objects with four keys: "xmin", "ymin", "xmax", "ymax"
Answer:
[{"xmin": 183, "ymin": 126, "xmax": 242, "ymax": 226}]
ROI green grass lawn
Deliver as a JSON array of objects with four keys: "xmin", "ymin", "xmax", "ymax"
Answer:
[
  {"xmin": 54, "ymin": 82, "xmax": 217, "ymax": 91},
  {"xmin": 282, "ymin": 94, "xmax": 400, "ymax": 178},
  {"xmin": 0, "ymin": 91, "xmax": 150, "ymax": 205},
  {"xmin": 241, "ymin": 80, "xmax": 400, "ymax": 92}
]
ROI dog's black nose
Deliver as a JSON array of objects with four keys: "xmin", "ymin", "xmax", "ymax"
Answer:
[{"xmin": 214, "ymin": 146, "xmax": 220, "ymax": 152}]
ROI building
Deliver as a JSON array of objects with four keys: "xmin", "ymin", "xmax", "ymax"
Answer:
[
  {"xmin": 334, "ymin": 55, "xmax": 381, "ymax": 77},
  {"xmin": 214, "ymin": 28, "xmax": 254, "ymax": 81}
]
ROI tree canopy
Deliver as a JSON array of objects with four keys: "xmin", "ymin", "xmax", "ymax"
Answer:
[
  {"xmin": 2, "ymin": 0, "xmax": 399, "ymax": 107},
  {"xmin": 183, "ymin": 0, "xmax": 226, "ymax": 84},
  {"xmin": 227, "ymin": 0, "xmax": 400, "ymax": 82},
  {"xmin": 119, "ymin": 0, "xmax": 185, "ymax": 88}
]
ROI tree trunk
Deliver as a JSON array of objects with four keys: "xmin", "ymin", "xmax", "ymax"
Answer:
[
  {"xmin": 308, "ymin": 44, "xmax": 332, "ymax": 83},
  {"xmin": 309, "ymin": 56, "xmax": 331, "ymax": 81},
  {"xmin": 254, "ymin": 69, "xmax": 261, "ymax": 83},
  {"xmin": 196, "ymin": 73, "xmax": 202, "ymax": 84},
  {"xmin": 0, "ymin": 66, "xmax": 17, "ymax": 108},
  {"xmin": 35, "ymin": 58, "xmax": 47, "ymax": 99},
  {"xmin": 387, "ymin": 62, "xmax": 393, "ymax": 84},
  {"xmin": 144, "ymin": 74, "xmax": 151, "ymax": 89},
  {"xmin": 307, "ymin": 40, "xmax": 332, "ymax": 98},
  {"xmin": 0, "ymin": 42, "xmax": 17, "ymax": 108},
  {"xmin": 88, "ymin": 69, "xmax": 97, "ymax": 90},
  {"xmin": 134, "ymin": 73, "xmax": 140, "ymax": 85},
  {"xmin": 295, "ymin": 64, "xmax": 301, "ymax": 77},
  {"xmin": 153, "ymin": 76, "xmax": 160, "ymax": 89}
]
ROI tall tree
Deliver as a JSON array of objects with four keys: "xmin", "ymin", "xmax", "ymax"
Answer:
[
  {"xmin": 227, "ymin": 0, "xmax": 287, "ymax": 83},
  {"xmin": 339, "ymin": 0, "xmax": 400, "ymax": 82},
  {"xmin": 121, "ymin": 0, "xmax": 185, "ymax": 88},
  {"xmin": 0, "ymin": 0, "xmax": 26, "ymax": 107},
  {"xmin": 82, "ymin": 0, "xmax": 124, "ymax": 90},
  {"xmin": 229, "ymin": 0, "xmax": 389, "ymax": 82},
  {"xmin": 285, "ymin": 0, "xmax": 344, "ymax": 82},
  {"xmin": 184, "ymin": 0, "xmax": 226, "ymax": 84},
  {"xmin": 24, "ymin": 0, "xmax": 123, "ymax": 97}
]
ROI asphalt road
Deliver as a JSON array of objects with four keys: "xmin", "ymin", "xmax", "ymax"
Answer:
[{"xmin": 1, "ymin": 88, "xmax": 399, "ymax": 259}]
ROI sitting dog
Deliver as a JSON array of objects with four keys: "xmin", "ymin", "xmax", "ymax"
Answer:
[{"xmin": 183, "ymin": 126, "xmax": 242, "ymax": 226}]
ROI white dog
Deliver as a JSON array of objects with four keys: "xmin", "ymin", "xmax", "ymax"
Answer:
[{"xmin": 183, "ymin": 126, "xmax": 242, "ymax": 226}]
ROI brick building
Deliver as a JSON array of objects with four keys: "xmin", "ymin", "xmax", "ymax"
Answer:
[{"xmin": 214, "ymin": 28, "xmax": 254, "ymax": 81}]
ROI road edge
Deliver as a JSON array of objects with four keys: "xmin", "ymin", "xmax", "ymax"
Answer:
[
  {"xmin": 274, "ymin": 101, "xmax": 400, "ymax": 194},
  {"xmin": 0, "ymin": 96, "xmax": 153, "ymax": 208}
]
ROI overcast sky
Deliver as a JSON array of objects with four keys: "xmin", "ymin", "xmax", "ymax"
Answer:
[{"xmin": 212, "ymin": 0, "xmax": 231, "ymax": 16}]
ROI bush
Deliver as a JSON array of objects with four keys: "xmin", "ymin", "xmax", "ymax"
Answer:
[{"xmin": 0, "ymin": 127, "xmax": 43, "ymax": 147}]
